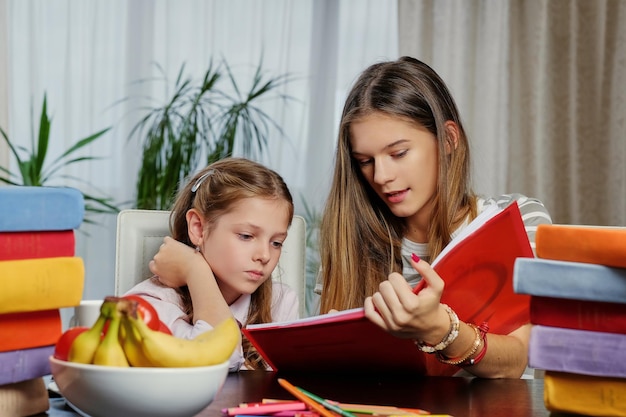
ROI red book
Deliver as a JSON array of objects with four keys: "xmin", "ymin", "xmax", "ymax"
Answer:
[
  {"xmin": 0, "ymin": 230, "xmax": 75, "ymax": 260},
  {"xmin": 434, "ymin": 201, "xmax": 533, "ymax": 333},
  {"xmin": 0, "ymin": 309, "xmax": 62, "ymax": 352},
  {"xmin": 243, "ymin": 202, "xmax": 533, "ymax": 375},
  {"xmin": 530, "ymin": 295, "xmax": 626, "ymax": 334}
]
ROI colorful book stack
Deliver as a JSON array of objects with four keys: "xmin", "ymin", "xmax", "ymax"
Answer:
[
  {"xmin": 513, "ymin": 224, "xmax": 626, "ymax": 417},
  {"xmin": 0, "ymin": 186, "xmax": 85, "ymax": 417}
]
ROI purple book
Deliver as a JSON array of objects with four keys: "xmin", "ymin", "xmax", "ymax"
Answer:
[
  {"xmin": 0, "ymin": 345, "xmax": 54, "ymax": 385},
  {"xmin": 529, "ymin": 325, "xmax": 626, "ymax": 378}
]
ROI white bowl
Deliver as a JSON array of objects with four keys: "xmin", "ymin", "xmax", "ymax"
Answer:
[{"xmin": 49, "ymin": 356, "xmax": 229, "ymax": 417}]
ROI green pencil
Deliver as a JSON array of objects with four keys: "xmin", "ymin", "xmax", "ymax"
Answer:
[{"xmin": 296, "ymin": 386, "xmax": 358, "ymax": 417}]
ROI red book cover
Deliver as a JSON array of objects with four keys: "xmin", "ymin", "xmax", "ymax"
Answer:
[
  {"xmin": 0, "ymin": 309, "xmax": 63, "ymax": 352},
  {"xmin": 0, "ymin": 230, "xmax": 75, "ymax": 260},
  {"xmin": 243, "ymin": 202, "xmax": 533, "ymax": 375},
  {"xmin": 530, "ymin": 296, "xmax": 626, "ymax": 334},
  {"xmin": 435, "ymin": 201, "xmax": 533, "ymax": 333}
]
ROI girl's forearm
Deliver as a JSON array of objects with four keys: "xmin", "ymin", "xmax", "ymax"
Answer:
[
  {"xmin": 186, "ymin": 266, "xmax": 231, "ymax": 327},
  {"xmin": 459, "ymin": 324, "xmax": 531, "ymax": 378}
]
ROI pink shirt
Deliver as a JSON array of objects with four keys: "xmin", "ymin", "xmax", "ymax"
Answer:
[{"xmin": 125, "ymin": 278, "xmax": 299, "ymax": 371}]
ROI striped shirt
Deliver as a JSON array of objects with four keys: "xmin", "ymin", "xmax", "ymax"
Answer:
[{"xmin": 402, "ymin": 193, "xmax": 552, "ymax": 288}]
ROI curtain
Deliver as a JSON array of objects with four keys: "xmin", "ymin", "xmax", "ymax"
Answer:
[
  {"xmin": 398, "ymin": 0, "xmax": 626, "ymax": 227},
  {"xmin": 0, "ymin": 0, "xmax": 8, "ymax": 169},
  {"xmin": 2, "ymin": 0, "xmax": 398, "ymax": 316}
]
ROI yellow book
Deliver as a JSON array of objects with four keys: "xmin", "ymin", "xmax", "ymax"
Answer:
[
  {"xmin": 0, "ymin": 257, "xmax": 84, "ymax": 314},
  {"xmin": 0, "ymin": 377, "xmax": 49, "ymax": 417},
  {"xmin": 544, "ymin": 371, "xmax": 626, "ymax": 417}
]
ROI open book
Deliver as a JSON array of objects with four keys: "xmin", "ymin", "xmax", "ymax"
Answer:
[{"xmin": 242, "ymin": 202, "xmax": 533, "ymax": 374}]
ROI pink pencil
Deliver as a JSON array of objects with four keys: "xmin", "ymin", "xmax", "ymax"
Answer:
[{"xmin": 223, "ymin": 400, "xmax": 306, "ymax": 416}]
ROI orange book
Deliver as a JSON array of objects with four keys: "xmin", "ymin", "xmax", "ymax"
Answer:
[
  {"xmin": 536, "ymin": 224, "xmax": 626, "ymax": 268},
  {"xmin": 244, "ymin": 202, "xmax": 533, "ymax": 375},
  {"xmin": 0, "ymin": 309, "xmax": 62, "ymax": 352}
]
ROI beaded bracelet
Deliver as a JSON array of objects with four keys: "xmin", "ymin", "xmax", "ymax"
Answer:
[
  {"xmin": 415, "ymin": 304, "xmax": 459, "ymax": 353},
  {"xmin": 435, "ymin": 323, "xmax": 482, "ymax": 366}
]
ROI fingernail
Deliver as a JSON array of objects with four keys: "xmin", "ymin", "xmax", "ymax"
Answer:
[{"xmin": 411, "ymin": 253, "xmax": 420, "ymax": 263}]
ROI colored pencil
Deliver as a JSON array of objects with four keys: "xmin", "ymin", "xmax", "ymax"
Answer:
[
  {"xmin": 328, "ymin": 401, "xmax": 429, "ymax": 416},
  {"xmin": 296, "ymin": 387, "xmax": 358, "ymax": 417},
  {"xmin": 277, "ymin": 378, "xmax": 337, "ymax": 417},
  {"xmin": 224, "ymin": 400, "xmax": 306, "ymax": 416}
]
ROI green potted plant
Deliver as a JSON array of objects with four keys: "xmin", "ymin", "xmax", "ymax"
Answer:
[
  {"xmin": 0, "ymin": 93, "xmax": 120, "ymax": 224},
  {"xmin": 128, "ymin": 58, "xmax": 294, "ymax": 210},
  {"xmin": 299, "ymin": 195, "xmax": 322, "ymax": 316}
]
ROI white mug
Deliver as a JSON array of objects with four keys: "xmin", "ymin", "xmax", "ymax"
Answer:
[{"xmin": 69, "ymin": 299, "xmax": 103, "ymax": 328}]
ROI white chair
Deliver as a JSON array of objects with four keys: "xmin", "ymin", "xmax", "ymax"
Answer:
[{"xmin": 114, "ymin": 209, "xmax": 307, "ymax": 317}]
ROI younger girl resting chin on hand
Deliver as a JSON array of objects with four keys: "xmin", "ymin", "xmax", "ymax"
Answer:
[{"xmin": 125, "ymin": 157, "xmax": 299, "ymax": 371}]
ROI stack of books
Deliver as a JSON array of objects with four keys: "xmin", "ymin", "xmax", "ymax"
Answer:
[
  {"xmin": 0, "ymin": 186, "xmax": 85, "ymax": 417},
  {"xmin": 513, "ymin": 224, "xmax": 626, "ymax": 417}
]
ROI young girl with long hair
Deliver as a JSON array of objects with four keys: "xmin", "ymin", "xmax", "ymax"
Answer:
[
  {"xmin": 317, "ymin": 57, "xmax": 552, "ymax": 378},
  {"xmin": 126, "ymin": 157, "xmax": 298, "ymax": 371}
]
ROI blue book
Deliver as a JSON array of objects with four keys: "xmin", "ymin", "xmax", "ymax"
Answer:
[
  {"xmin": 0, "ymin": 345, "xmax": 54, "ymax": 385},
  {"xmin": 0, "ymin": 186, "xmax": 84, "ymax": 232},
  {"xmin": 513, "ymin": 257, "xmax": 626, "ymax": 304},
  {"xmin": 529, "ymin": 325, "xmax": 626, "ymax": 379}
]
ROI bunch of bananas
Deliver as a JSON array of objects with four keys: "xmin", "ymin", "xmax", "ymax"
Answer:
[{"xmin": 66, "ymin": 296, "xmax": 240, "ymax": 367}]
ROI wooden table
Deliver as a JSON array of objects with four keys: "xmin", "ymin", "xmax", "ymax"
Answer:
[{"xmin": 47, "ymin": 371, "xmax": 559, "ymax": 416}]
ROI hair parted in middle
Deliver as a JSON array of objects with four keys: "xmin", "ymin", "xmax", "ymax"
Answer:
[{"xmin": 319, "ymin": 56, "xmax": 476, "ymax": 313}]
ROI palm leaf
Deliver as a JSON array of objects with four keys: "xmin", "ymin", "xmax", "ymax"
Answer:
[
  {"xmin": 0, "ymin": 92, "xmax": 120, "ymax": 221},
  {"xmin": 129, "ymin": 58, "xmax": 295, "ymax": 209}
]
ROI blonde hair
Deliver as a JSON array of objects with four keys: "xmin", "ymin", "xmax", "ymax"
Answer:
[
  {"xmin": 319, "ymin": 56, "xmax": 476, "ymax": 313},
  {"xmin": 169, "ymin": 157, "xmax": 293, "ymax": 369}
]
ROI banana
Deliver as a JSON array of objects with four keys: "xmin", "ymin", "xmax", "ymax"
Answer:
[
  {"xmin": 120, "ymin": 315, "xmax": 153, "ymax": 367},
  {"xmin": 67, "ymin": 302, "xmax": 111, "ymax": 364},
  {"xmin": 126, "ymin": 313, "xmax": 240, "ymax": 367},
  {"xmin": 92, "ymin": 309, "xmax": 130, "ymax": 367}
]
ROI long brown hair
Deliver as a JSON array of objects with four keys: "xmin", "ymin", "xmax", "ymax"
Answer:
[
  {"xmin": 319, "ymin": 56, "xmax": 475, "ymax": 313},
  {"xmin": 169, "ymin": 157, "xmax": 294, "ymax": 369}
]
